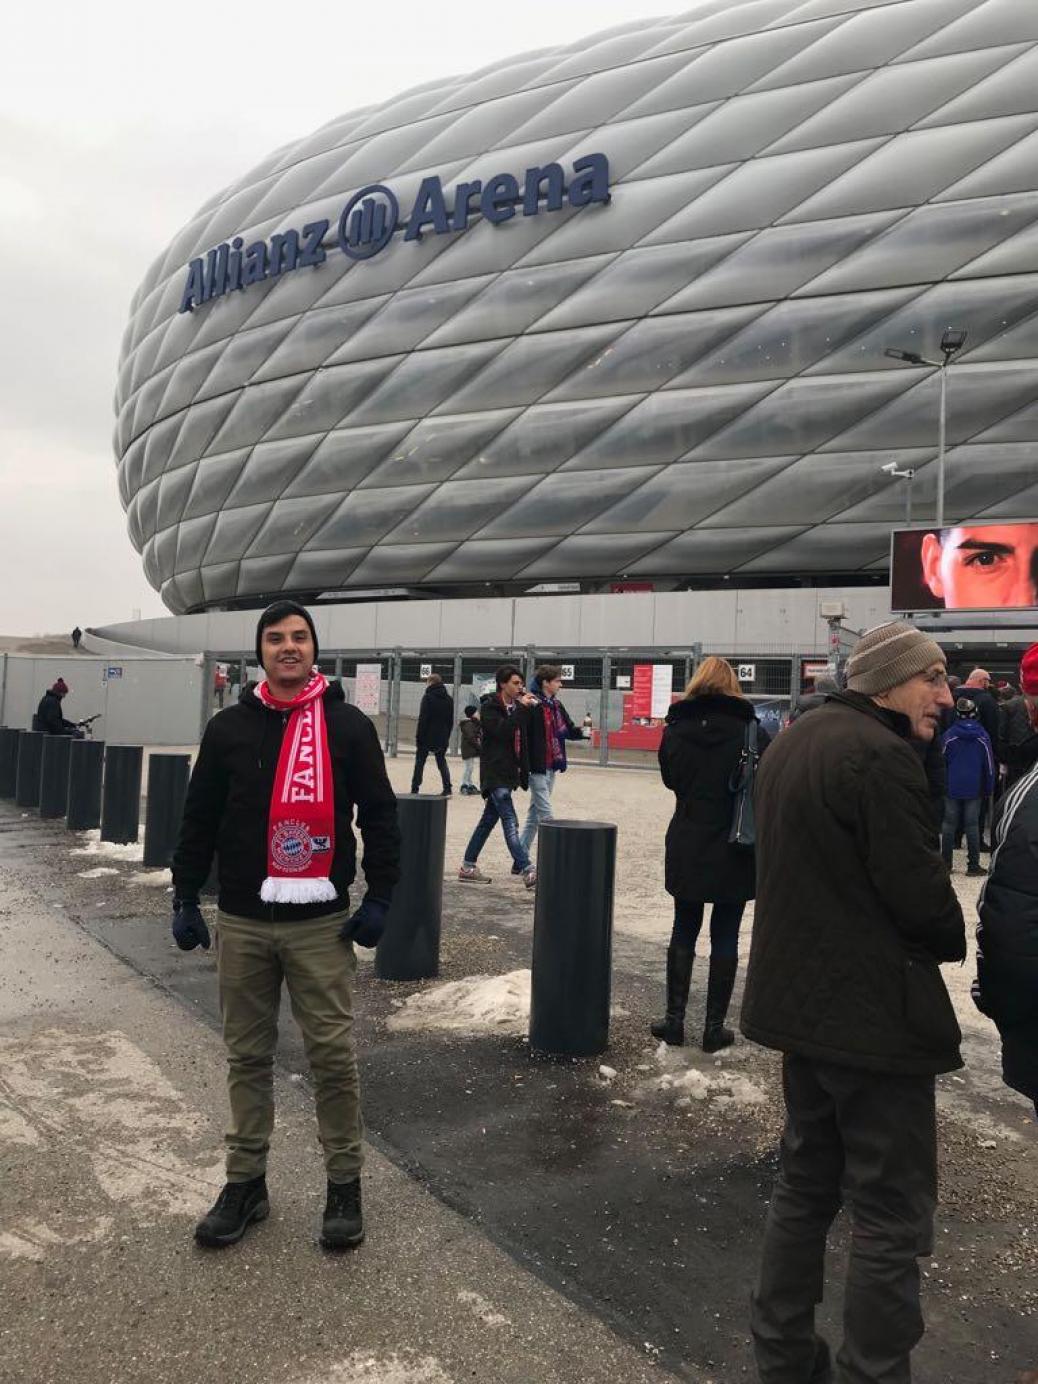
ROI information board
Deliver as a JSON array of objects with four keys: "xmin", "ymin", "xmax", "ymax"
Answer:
[{"xmin": 354, "ymin": 663, "xmax": 382, "ymax": 715}]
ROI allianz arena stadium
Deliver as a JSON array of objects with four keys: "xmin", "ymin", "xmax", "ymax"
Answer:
[{"xmin": 115, "ymin": 0, "xmax": 1038, "ymax": 615}]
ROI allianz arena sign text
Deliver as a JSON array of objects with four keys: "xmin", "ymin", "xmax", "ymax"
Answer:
[{"xmin": 179, "ymin": 152, "xmax": 610, "ymax": 314}]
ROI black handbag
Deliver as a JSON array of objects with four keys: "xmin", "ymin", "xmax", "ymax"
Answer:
[{"xmin": 728, "ymin": 717, "xmax": 760, "ymax": 849}]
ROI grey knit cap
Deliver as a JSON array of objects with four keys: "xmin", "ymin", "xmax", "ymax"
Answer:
[{"xmin": 845, "ymin": 621, "xmax": 946, "ymax": 696}]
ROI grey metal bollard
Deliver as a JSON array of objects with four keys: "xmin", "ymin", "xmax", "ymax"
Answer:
[
  {"xmin": 143, "ymin": 754, "xmax": 191, "ymax": 868},
  {"xmin": 39, "ymin": 735, "xmax": 73, "ymax": 819},
  {"xmin": 101, "ymin": 745, "xmax": 143, "ymax": 845},
  {"xmin": 0, "ymin": 727, "xmax": 19, "ymax": 798},
  {"xmin": 529, "ymin": 819, "xmax": 617, "ymax": 1058},
  {"xmin": 14, "ymin": 732, "xmax": 44, "ymax": 809},
  {"xmin": 67, "ymin": 739, "xmax": 104, "ymax": 831},
  {"xmin": 375, "ymin": 794, "xmax": 447, "ymax": 981}
]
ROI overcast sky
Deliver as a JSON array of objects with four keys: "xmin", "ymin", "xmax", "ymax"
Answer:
[{"xmin": 0, "ymin": 0, "xmax": 671, "ymax": 635}]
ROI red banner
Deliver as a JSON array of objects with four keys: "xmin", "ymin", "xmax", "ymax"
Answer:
[{"xmin": 631, "ymin": 664, "xmax": 653, "ymax": 718}]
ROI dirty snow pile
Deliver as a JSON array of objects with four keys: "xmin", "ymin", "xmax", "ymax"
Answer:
[
  {"xmin": 386, "ymin": 969, "xmax": 530, "ymax": 1035},
  {"xmin": 126, "ymin": 870, "xmax": 172, "ymax": 888},
  {"xmin": 75, "ymin": 867, "xmax": 120, "ymax": 879},
  {"xmin": 70, "ymin": 830, "xmax": 143, "ymax": 863},
  {"xmin": 633, "ymin": 1040, "xmax": 767, "ymax": 1108}
]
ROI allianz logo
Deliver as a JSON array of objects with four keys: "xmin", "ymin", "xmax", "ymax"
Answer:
[{"xmin": 179, "ymin": 152, "xmax": 610, "ymax": 314}]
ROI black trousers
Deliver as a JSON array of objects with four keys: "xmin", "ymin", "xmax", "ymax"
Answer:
[
  {"xmin": 751, "ymin": 1055, "xmax": 937, "ymax": 1384},
  {"xmin": 411, "ymin": 746, "xmax": 451, "ymax": 794}
]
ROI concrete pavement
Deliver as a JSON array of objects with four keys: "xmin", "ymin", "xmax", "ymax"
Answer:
[{"xmin": 0, "ymin": 839, "xmax": 675, "ymax": 1384}]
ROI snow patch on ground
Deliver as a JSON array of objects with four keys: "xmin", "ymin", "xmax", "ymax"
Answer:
[
  {"xmin": 937, "ymin": 1091, "xmax": 1024, "ymax": 1143},
  {"xmin": 70, "ymin": 830, "xmax": 142, "ymax": 862},
  {"xmin": 632, "ymin": 1040, "xmax": 767, "ymax": 1108},
  {"xmin": 75, "ymin": 867, "xmax": 120, "ymax": 879},
  {"xmin": 386, "ymin": 970, "xmax": 530, "ymax": 1035},
  {"xmin": 294, "ymin": 1352, "xmax": 453, "ymax": 1384},
  {"xmin": 126, "ymin": 870, "xmax": 172, "ymax": 888},
  {"xmin": 456, "ymin": 1289, "xmax": 509, "ymax": 1327},
  {"xmin": 0, "ymin": 1027, "xmax": 222, "ymax": 1261}
]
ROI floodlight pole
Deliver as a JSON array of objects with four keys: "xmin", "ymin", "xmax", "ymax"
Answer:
[
  {"xmin": 883, "ymin": 332, "xmax": 966, "ymax": 531},
  {"xmin": 936, "ymin": 361, "xmax": 948, "ymax": 531}
]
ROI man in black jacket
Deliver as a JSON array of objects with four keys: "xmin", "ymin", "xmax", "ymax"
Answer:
[
  {"xmin": 410, "ymin": 673, "xmax": 453, "ymax": 795},
  {"xmin": 744, "ymin": 620, "xmax": 965, "ymax": 1384},
  {"xmin": 35, "ymin": 678, "xmax": 77, "ymax": 735},
  {"xmin": 974, "ymin": 759, "xmax": 1038, "ymax": 1117},
  {"xmin": 457, "ymin": 664, "xmax": 537, "ymax": 888},
  {"xmin": 998, "ymin": 643, "xmax": 1038, "ymax": 788},
  {"xmin": 171, "ymin": 601, "xmax": 400, "ymax": 1252}
]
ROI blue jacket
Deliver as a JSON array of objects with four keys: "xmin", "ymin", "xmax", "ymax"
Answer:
[{"xmin": 942, "ymin": 719, "xmax": 995, "ymax": 800}]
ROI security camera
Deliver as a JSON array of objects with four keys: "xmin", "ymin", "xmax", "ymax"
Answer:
[{"xmin": 880, "ymin": 461, "xmax": 899, "ymax": 474}]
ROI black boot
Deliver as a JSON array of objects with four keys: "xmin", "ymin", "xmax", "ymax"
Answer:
[
  {"xmin": 194, "ymin": 1176, "xmax": 269, "ymax": 1248},
  {"xmin": 702, "ymin": 955, "xmax": 739, "ymax": 1053},
  {"xmin": 650, "ymin": 943, "xmax": 695, "ymax": 1045},
  {"xmin": 321, "ymin": 1177, "xmax": 364, "ymax": 1251}
]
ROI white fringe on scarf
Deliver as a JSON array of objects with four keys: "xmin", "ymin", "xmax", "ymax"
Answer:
[{"xmin": 260, "ymin": 876, "xmax": 338, "ymax": 904}]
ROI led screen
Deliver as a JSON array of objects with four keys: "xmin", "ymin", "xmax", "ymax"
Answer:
[{"xmin": 890, "ymin": 524, "xmax": 1038, "ymax": 613}]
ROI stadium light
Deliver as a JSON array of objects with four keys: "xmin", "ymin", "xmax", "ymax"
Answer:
[{"xmin": 883, "ymin": 328, "xmax": 968, "ymax": 527}]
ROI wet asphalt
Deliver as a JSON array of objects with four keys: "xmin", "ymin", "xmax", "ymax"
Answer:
[{"xmin": 1, "ymin": 803, "xmax": 1036, "ymax": 1382}]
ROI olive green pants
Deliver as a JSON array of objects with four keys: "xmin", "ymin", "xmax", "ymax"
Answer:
[{"xmin": 215, "ymin": 910, "xmax": 362, "ymax": 1183}]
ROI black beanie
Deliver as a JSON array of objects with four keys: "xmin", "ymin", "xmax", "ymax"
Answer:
[{"xmin": 255, "ymin": 600, "xmax": 319, "ymax": 666}]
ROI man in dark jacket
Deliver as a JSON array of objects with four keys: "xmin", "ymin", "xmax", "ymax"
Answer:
[
  {"xmin": 789, "ymin": 675, "xmax": 838, "ymax": 722},
  {"xmin": 171, "ymin": 601, "xmax": 400, "ymax": 1252},
  {"xmin": 35, "ymin": 678, "xmax": 77, "ymax": 735},
  {"xmin": 744, "ymin": 620, "xmax": 965, "ymax": 1384},
  {"xmin": 998, "ymin": 643, "xmax": 1038, "ymax": 788},
  {"xmin": 941, "ymin": 698, "xmax": 995, "ymax": 875},
  {"xmin": 518, "ymin": 665, "xmax": 586, "ymax": 863},
  {"xmin": 457, "ymin": 664, "xmax": 537, "ymax": 888},
  {"xmin": 410, "ymin": 673, "xmax": 453, "ymax": 795},
  {"xmin": 974, "ymin": 759, "xmax": 1038, "ymax": 1117},
  {"xmin": 956, "ymin": 669, "xmax": 999, "ymax": 850}
]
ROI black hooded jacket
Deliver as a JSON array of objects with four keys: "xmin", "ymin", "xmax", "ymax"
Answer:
[
  {"xmin": 478, "ymin": 694, "xmax": 531, "ymax": 795},
  {"xmin": 416, "ymin": 682, "xmax": 453, "ymax": 751},
  {"xmin": 998, "ymin": 695, "xmax": 1038, "ymax": 785},
  {"xmin": 172, "ymin": 680, "xmax": 400, "ymax": 921},
  {"xmin": 658, "ymin": 694, "xmax": 771, "ymax": 904},
  {"xmin": 976, "ymin": 762, "xmax": 1038, "ymax": 1102},
  {"xmin": 36, "ymin": 690, "xmax": 75, "ymax": 735}
]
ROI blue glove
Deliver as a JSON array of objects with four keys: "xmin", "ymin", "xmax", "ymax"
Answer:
[
  {"xmin": 172, "ymin": 899, "xmax": 211, "ymax": 952},
  {"xmin": 340, "ymin": 897, "xmax": 389, "ymax": 949}
]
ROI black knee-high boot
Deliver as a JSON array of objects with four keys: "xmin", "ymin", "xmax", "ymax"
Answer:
[
  {"xmin": 650, "ymin": 943, "xmax": 695, "ymax": 1046},
  {"xmin": 702, "ymin": 954, "xmax": 739, "ymax": 1053}
]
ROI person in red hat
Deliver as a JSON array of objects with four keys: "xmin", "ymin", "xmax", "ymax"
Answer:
[
  {"xmin": 998, "ymin": 643, "xmax": 1038, "ymax": 788},
  {"xmin": 34, "ymin": 678, "xmax": 77, "ymax": 735}
]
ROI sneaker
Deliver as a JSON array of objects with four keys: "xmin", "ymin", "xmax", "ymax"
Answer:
[
  {"xmin": 194, "ymin": 1176, "xmax": 269, "ymax": 1248},
  {"xmin": 523, "ymin": 866, "xmax": 537, "ymax": 890},
  {"xmin": 458, "ymin": 863, "xmax": 492, "ymax": 883},
  {"xmin": 441, "ymin": 787, "xmax": 452, "ymax": 796},
  {"xmin": 966, "ymin": 864, "xmax": 989, "ymax": 877},
  {"xmin": 510, "ymin": 862, "xmax": 523, "ymax": 876},
  {"xmin": 321, "ymin": 1177, "xmax": 364, "ymax": 1251}
]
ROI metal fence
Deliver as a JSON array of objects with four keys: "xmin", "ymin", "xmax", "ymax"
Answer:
[{"xmin": 203, "ymin": 640, "xmax": 851, "ymax": 770}]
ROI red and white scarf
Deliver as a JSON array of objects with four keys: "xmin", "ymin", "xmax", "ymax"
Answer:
[{"xmin": 255, "ymin": 671, "xmax": 337, "ymax": 905}]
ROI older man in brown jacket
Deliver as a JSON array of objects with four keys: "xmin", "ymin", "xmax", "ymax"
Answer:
[{"xmin": 743, "ymin": 621, "xmax": 965, "ymax": 1384}]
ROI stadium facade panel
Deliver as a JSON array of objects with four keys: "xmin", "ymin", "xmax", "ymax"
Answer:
[{"xmin": 115, "ymin": 0, "xmax": 1038, "ymax": 614}]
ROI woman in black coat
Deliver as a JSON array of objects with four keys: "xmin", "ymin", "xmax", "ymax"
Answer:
[{"xmin": 651, "ymin": 656, "xmax": 770, "ymax": 1051}]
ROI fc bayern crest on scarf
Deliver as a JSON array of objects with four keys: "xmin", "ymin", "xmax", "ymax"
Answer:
[{"xmin": 255, "ymin": 671, "xmax": 337, "ymax": 904}]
